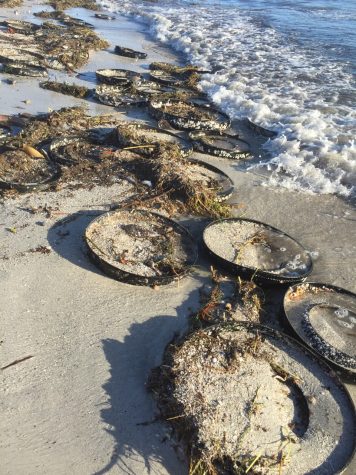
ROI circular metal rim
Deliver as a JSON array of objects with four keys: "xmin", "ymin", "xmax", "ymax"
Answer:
[
  {"xmin": 187, "ymin": 158, "xmax": 234, "ymax": 201},
  {"xmin": 84, "ymin": 209, "xmax": 198, "ymax": 286},
  {"xmin": 170, "ymin": 320, "xmax": 356, "ymax": 475},
  {"xmin": 283, "ymin": 282, "xmax": 356, "ymax": 375},
  {"xmin": 188, "ymin": 130, "xmax": 251, "ymax": 160},
  {"xmin": 202, "ymin": 217, "xmax": 313, "ymax": 284},
  {"xmin": 148, "ymin": 100, "xmax": 231, "ymax": 131}
]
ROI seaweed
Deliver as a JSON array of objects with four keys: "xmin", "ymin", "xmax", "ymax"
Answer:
[
  {"xmin": 0, "ymin": 18, "xmax": 108, "ymax": 71},
  {"xmin": 35, "ymin": 24, "xmax": 108, "ymax": 70},
  {"xmin": 0, "ymin": 0, "xmax": 23, "ymax": 6},
  {"xmin": 47, "ymin": 0, "xmax": 99, "ymax": 10},
  {"xmin": 150, "ymin": 62, "xmax": 202, "ymax": 75},
  {"xmin": 2, "ymin": 109, "xmax": 232, "ymax": 218},
  {"xmin": 40, "ymin": 81, "xmax": 92, "ymax": 98}
]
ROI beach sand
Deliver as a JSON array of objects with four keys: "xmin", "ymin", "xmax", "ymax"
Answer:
[{"xmin": 1, "ymin": 1, "xmax": 355, "ymax": 474}]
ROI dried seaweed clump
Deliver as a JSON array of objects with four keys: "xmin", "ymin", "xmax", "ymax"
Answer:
[
  {"xmin": 48, "ymin": 0, "xmax": 99, "ymax": 10},
  {"xmin": 40, "ymin": 81, "xmax": 92, "ymax": 98},
  {"xmin": 0, "ymin": 0, "xmax": 23, "ymax": 6},
  {"xmin": 191, "ymin": 271, "xmax": 264, "ymax": 328},
  {"xmin": 150, "ymin": 62, "xmax": 202, "ymax": 75},
  {"xmin": 120, "ymin": 142, "xmax": 231, "ymax": 218},
  {"xmin": 0, "ymin": 19, "xmax": 108, "ymax": 71},
  {"xmin": 35, "ymin": 24, "xmax": 108, "ymax": 69},
  {"xmin": 4, "ymin": 107, "xmax": 117, "ymax": 148}
]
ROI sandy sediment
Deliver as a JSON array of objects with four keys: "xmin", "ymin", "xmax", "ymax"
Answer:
[{"xmin": 1, "ymin": 1, "xmax": 355, "ymax": 474}]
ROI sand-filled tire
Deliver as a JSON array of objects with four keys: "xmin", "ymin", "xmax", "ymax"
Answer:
[
  {"xmin": 0, "ymin": 147, "xmax": 60, "ymax": 192},
  {"xmin": 187, "ymin": 158, "xmax": 234, "ymax": 202},
  {"xmin": 95, "ymin": 68, "xmax": 142, "ymax": 86},
  {"xmin": 114, "ymin": 46, "xmax": 147, "ymax": 59},
  {"xmin": 284, "ymin": 283, "xmax": 356, "ymax": 377},
  {"xmin": 49, "ymin": 135, "xmax": 123, "ymax": 166},
  {"xmin": 149, "ymin": 322, "xmax": 355, "ymax": 474},
  {"xmin": 245, "ymin": 118, "xmax": 277, "ymax": 138},
  {"xmin": 2, "ymin": 62, "xmax": 48, "ymax": 78},
  {"xmin": 149, "ymin": 69, "xmax": 188, "ymax": 87},
  {"xmin": 94, "ymin": 84, "xmax": 148, "ymax": 107},
  {"xmin": 148, "ymin": 100, "xmax": 230, "ymax": 131},
  {"xmin": 116, "ymin": 122, "xmax": 193, "ymax": 157},
  {"xmin": 188, "ymin": 130, "xmax": 251, "ymax": 159},
  {"xmin": 94, "ymin": 13, "xmax": 115, "ymax": 20},
  {"xmin": 84, "ymin": 209, "xmax": 198, "ymax": 286},
  {"xmin": 203, "ymin": 218, "xmax": 312, "ymax": 284}
]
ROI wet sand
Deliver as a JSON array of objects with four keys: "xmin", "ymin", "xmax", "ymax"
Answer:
[{"xmin": 1, "ymin": 1, "xmax": 355, "ymax": 474}]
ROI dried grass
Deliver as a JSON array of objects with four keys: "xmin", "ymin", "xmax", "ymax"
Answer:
[
  {"xmin": 40, "ymin": 81, "xmax": 92, "ymax": 98},
  {"xmin": 47, "ymin": 0, "xmax": 99, "ymax": 10}
]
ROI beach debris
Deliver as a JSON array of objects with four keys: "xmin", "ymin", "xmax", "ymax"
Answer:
[
  {"xmin": 245, "ymin": 118, "xmax": 277, "ymax": 138},
  {"xmin": 190, "ymin": 269, "xmax": 264, "ymax": 328},
  {"xmin": 149, "ymin": 99, "xmax": 230, "ymax": 131},
  {"xmin": 23, "ymin": 144, "xmax": 45, "ymax": 159},
  {"xmin": 0, "ymin": 146, "xmax": 60, "ymax": 191},
  {"xmin": 0, "ymin": 0, "xmax": 23, "ymax": 7},
  {"xmin": 47, "ymin": 0, "xmax": 99, "ymax": 10},
  {"xmin": 0, "ymin": 19, "xmax": 41, "ymax": 34},
  {"xmin": 49, "ymin": 134, "xmax": 122, "ymax": 165},
  {"xmin": 185, "ymin": 159, "xmax": 233, "ymax": 202},
  {"xmin": 284, "ymin": 283, "xmax": 356, "ymax": 376},
  {"xmin": 1, "ymin": 355, "xmax": 34, "ymax": 370},
  {"xmin": 2, "ymin": 108, "xmax": 232, "ymax": 217},
  {"xmin": 149, "ymin": 69, "xmax": 194, "ymax": 88},
  {"xmin": 40, "ymin": 81, "xmax": 92, "ymax": 99},
  {"xmin": 0, "ymin": 18, "xmax": 108, "ymax": 73},
  {"xmin": 0, "ymin": 48, "xmax": 43, "ymax": 67},
  {"xmin": 116, "ymin": 122, "xmax": 192, "ymax": 157},
  {"xmin": 2, "ymin": 62, "xmax": 48, "ymax": 78},
  {"xmin": 95, "ymin": 68, "xmax": 142, "ymax": 86},
  {"xmin": 149, "ymin": 62, "xmax": 207, "ymax": 90},
  {"xmin": 114, "ymin": 45, "xmax": 147, "ymax": 59},
  {"xmin": 188, "ymin": 130, "xmax": 251, "ymax": 159},
  {"xmin": 4, "ymin": 107, "xmax": 116, "ymax": 148},
  {"xmin": 28, "ymin": 245, "xmax": 52, "ymax": 254},
  {"xmin": 203, "ymin": 218, "xmax": 313, "ymax": 284},
  {"xmin": 85, "ymin": 208, "xmax": 198, "ymax": 286},
  {"xmin": 34, "ymin": 10, "xmax": 94, "ymax": 29},
  {"xmin": 148, "ymin": 322, "xmax": 356, "ymax": 474},
  {"xmin": 149, "ymin": 62, "xmax": 206, "ymax": 75},
  {"xmin": 94, "ymin": 84, "xmax": 148, "ymax": 107},
  {"xmin": 0, "ymin": 124, "xmax": 11, "ymax": 143},
  {"xmin": 94, "ymin": 13, "xmax": 115, "ymax": 20}
]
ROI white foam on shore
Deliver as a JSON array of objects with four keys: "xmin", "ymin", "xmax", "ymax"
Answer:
[{"xmin": 97, "ymin": 0, "xmax": 356, "ymax": 197}]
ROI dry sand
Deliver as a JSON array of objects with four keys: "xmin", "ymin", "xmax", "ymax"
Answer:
[{"xmin": 1, "ymin": 1, "xmax": 355, "ymax": 474}]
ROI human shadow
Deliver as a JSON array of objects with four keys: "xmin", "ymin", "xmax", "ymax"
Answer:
[{"xmin": 94, "ymin": 282, "xmax": 206, "ymax": 475}]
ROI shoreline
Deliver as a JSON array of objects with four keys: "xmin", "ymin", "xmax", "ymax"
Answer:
[{"xmin": 1, "ymin": 1, "xmax": 355, "ymax": 474}]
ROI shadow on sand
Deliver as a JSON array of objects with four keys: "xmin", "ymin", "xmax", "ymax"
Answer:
[{"xmin": 94, "ymin": 284, "xmax": 205, "ymax": 475}]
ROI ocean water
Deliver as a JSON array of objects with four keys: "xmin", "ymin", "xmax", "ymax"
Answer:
[{"xmin": 97, "ymin": 0, "xmax": 356, "ymax": 198}]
